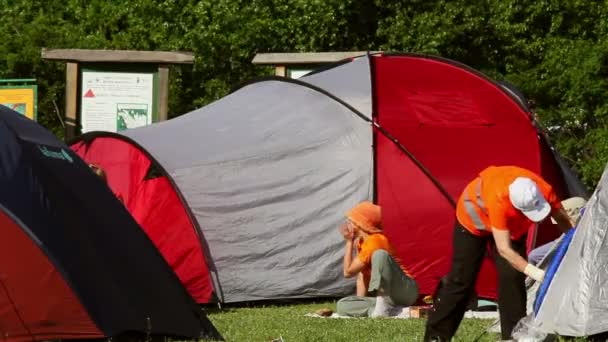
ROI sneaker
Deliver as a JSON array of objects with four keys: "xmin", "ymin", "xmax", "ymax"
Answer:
[
  {"xmin": 426, "ymin": 337, "xmax": 451, "ymax": 342},
  {"xmin": 370, "ymin": 296, "xmax": 395, "ymax": 318}
]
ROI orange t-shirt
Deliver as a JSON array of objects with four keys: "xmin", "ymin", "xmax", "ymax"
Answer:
[
  {"xmin": 356, "ymin": 233, "xmax": 412, "ymax": 279},
  {"xmin": 456, "ymin": 166, "xmax": 562, "ymax": 239}
]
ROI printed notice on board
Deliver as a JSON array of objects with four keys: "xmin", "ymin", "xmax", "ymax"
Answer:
[{"xmin": 80, "ymin": 71, "xmax": 153, "ymax": 133}]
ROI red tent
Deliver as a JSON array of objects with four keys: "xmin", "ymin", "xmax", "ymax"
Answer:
[
  {"xmin": 70, "ymin": 53, "xmax": 587, "ymax": 303},
  {"xmin": 372, "ymin": 55, "xmax": 586, "ymax": 299},
  {"xmin": 71, "ymin": 135, "xmax": 214, "ymax": 303}
]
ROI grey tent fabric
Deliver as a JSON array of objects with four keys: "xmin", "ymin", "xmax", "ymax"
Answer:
[
  {"xmin": 532, "ymin": 163, "xmax": 608, "ymax": 336},
  {"xmin": 124, "ymin": 79, "xmax": 373, "ymax": 302},
  {"xmin": 301, "ymin": 55, "xmax": 373, "ymax": 120}
]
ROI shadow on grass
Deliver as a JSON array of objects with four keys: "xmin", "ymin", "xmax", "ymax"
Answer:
[{"xmin": 201, "ymin": 297, "xmax": 340, "ymax": 314}]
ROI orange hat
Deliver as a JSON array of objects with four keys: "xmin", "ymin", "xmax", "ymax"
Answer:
[{"xmin": 346, "ymin": 201, "xmax": 382, "ymax": 234}]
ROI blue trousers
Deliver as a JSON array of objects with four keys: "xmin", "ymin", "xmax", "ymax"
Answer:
[{"xmin": 528, "ymin": 240, "xmax": 556, "ymax": 265}]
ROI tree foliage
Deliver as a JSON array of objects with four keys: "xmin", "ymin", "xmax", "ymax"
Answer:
[{"xmin": 1, "ymin": 0, "xmax": 607, "ymax": 188}]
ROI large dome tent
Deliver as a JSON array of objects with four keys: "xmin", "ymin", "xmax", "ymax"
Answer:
[
  {"xmin": 70, "ymin": 52, "xmax": 587, "ymax": 303},
  {"xmin": 0, "ymin": 105, "xmax": 222, "ymax": 341}
]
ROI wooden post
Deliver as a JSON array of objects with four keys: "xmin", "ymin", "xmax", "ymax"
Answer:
[
  {"xmin": 275, "ymin": 65, "xmax": 286, "ymax": 77},
  {"xmin": 64, "ymin": 62, "xmax": 78, "ymax": 140},
  {"xmin": 158, "ymin": 65, "xmax": 169, "ymax": 121}
]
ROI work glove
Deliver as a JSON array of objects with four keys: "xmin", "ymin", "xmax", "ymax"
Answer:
[{"xmin": 524, "ymin": 263, "xmax": 545, "ymax": 282}]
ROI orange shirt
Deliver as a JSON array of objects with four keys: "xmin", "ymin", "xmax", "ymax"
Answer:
[
  {"xmin": 456, "ymin": 166, "xmax": 562, "ymax": 239},
  {"xmin": 356, "ymin": 233, "xmax": 412, "ymax": 278}
]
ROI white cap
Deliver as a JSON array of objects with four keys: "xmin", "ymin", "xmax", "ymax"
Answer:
[{"xmin": 508, "ymin": 177, "xmax": 551, "ymax": 222}]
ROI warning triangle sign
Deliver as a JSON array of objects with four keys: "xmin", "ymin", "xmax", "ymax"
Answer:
[{"xmin": 84, "ymin": 89, "xmax": 95, "ymax": 98}]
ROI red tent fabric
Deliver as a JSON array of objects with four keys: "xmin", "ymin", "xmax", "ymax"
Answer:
[
  {"xmin": 71, "ymin": 136, "xmax": 214, "ymax": 303},
  {"xmin": 373, "ymin": 55, "xmax": 572, "ymax": 298},
  {"xmin": 0, "ymin": 210, "xmax": 102, "ymax": 341}
]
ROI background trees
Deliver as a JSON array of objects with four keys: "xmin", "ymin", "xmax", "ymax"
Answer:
[{"xmin": 2, "ymin": 0, "xmax": 606, "ymax": 187}]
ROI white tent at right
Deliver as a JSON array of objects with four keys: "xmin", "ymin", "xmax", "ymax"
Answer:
[{"xmin": 532, "ymin": 162, "xmax": 608, "ymax": 336}]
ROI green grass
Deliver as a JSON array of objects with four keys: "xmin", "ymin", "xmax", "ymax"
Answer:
[{"xmin": 203, "ymin": 301, "xmax": 500, "ymax": 342}]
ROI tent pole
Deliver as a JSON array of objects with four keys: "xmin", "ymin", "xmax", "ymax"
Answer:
[
  {"xmin": 372, "ymin": 122, "xmax": 456, "ymax": 208},
  {"xmin": 530, "ymin": 223, "xmax": 539, "ymax": 250}
]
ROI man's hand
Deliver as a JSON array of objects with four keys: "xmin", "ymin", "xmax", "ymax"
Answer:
[
  {"xmin": 524, "ymin": 264, "xmax": 545, "ymax": 282},
  {"xmin": 493, "ymin": 228, "xmax": 546, "ymax": 283},
  {"xmin": 551, "ymin": 207, "xmax": 575, "ymax": 232}
]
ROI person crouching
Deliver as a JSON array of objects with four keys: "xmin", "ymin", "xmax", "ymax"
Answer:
[{"xmin": 337, "ymin": 201, "xmax": 419, "ymax": 317}]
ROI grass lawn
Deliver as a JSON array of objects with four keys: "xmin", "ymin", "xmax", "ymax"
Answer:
[{"xmin": 203, "ymin": 300, "xmax": 500, "ymax": 341}]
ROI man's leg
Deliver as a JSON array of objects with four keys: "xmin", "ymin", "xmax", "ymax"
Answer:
[
  {"xmin": 368, "ymin": 249, "xmax": 419, "ymax": 306},
  {"xmin": 494, "ymin": 234, "xmax": 527, "ymax": 340},
  {"xmin": 424, "ymin": 222, "xmax": 489, "ymax": 341},
  {"xmin": 336, "ymin": 296, "xmax": 376, "ymax": 317},
  {"xmin": 528, "ymin": 240, "xmax": 556, "ymax": 265}
]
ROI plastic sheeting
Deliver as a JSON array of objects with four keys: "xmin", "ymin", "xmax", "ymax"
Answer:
[{"xmin": 525, "ymin": 163, "xmax": 608, "ymax": 336}]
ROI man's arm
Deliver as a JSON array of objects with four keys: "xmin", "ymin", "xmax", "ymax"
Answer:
[
  {"xmin": 492, "ymin": 229, "xmax": 528, "ymax": 272},
  {"xmin": 551, "ymin": 207, "xmax": 575, "ymax": 232},
  {"xmin": 492, "ymin": 228, "xmax": 545, "ymax": 281}
]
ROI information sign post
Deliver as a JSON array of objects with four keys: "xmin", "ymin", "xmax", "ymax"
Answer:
[
  {"xmin": 41, "ymin": 49, "xmax": 193, "ymax": 140},
  {"xmin": 0, "ymin": 79, "xmax": 37, "ymax": 120}
]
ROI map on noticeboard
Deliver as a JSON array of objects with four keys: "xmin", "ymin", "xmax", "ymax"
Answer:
[
  {"xmin": 80, "ymin": 71, "xmax": 154, "ymax": 133},
  {"xmin": 116, "ymin": 103, "xmax": 149, "ymax": 131}
]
